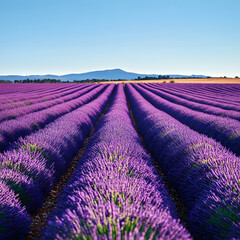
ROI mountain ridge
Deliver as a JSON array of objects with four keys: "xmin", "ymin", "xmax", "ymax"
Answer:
[{"xmin": 0, "ymin": 69, "xmax": 210, "ymax": 81}]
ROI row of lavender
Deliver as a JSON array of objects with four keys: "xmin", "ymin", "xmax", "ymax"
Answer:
[
  {"xmin": 0, "ymin": 84, "xmax": 106, "ymax": 152},
  {"xmin": 0, "ymin": 85, "xmax": 90, "ymax": 114},
  {"xmin": 153, "ymin": 83, "xmax": 240, "ymax": 103},
  {"xmin": 0, "ymin": 84, "xmax": 76, "ymax": 108},
  {"xmin": 149, "ymin": 83, "xmax": 240, "ymax": 108},
  {"xmin": 0, "ymin": 83, "xmax": 80, "ymax": 98},
  {"xmin": 126, "ymin": 83, "xmax": 240, "ymax": 239},
  {"xmin": 0, "ymin": 85, "xmax": 96, "ymax": 122},
  {"xmin": 133, "ymin": 84, "xmax": 240, "ymax": 156},
  {"xmin": 141, "ymin": 83, "xmax": 240, "ymax": 120},
  {"xmin": 41, "ymin": 84, "xmax": 191, "ymax": 240},
  {"xmin": 0, "ymin": 85, "xmax": 114, "ymax": 239}
]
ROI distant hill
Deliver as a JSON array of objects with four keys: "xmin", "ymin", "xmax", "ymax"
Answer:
[{"xmin": 0, "ymin": 69, "xmax": 210, "ymax": 81}]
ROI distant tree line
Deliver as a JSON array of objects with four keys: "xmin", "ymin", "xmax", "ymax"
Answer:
[
  {"xmin": 12, "ymin": 78, "xmax": 126, "ymax": 83},
  {"xmin": 14, "ymin": 79, "xmax": 62, "ymax": 83},
  {"xmin": 135, "ymin": 75, "xmax": 170, "ymax": 80}
]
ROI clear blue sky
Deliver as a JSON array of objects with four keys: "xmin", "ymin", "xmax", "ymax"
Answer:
[{"xmin": 0, "ymin": 0, "xmax": 239, "ymax": 77}]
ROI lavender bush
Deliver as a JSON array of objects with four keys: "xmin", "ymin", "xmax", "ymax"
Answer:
[
  {"xmin": 133, "ymin": 83, "xmax": 240, "ymax": 156},
  {"xmin": 0, "ymin": 84, "xmax": 107, "ymax": 152},
  {"xmin": 0, "ymin": 84, "xmax": 95, "ymax": 122},
  {"xmin": 148, "ymin": 83, "xmax": 240, "ymax": 110},
  {"xmin": 0, "ymin": 181, "xmax": 31, "ymax": 240},
  {"xmin": 140, "ymin": 83, "xmax": 240, "ymax": 121}
]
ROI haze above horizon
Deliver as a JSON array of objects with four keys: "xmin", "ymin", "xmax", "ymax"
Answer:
[{"xmin": 0, "ymin": 0, "xmax": 239, "ymax": 77}]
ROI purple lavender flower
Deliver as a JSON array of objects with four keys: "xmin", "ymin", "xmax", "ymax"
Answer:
[
  {"xmin": 126, "ymin": 83, "xmax": 240, "ymax": 239},
  {"xmin": 41, "ymin": 84, "xmax": 191, "ymax": 240},
  {"xmin": 0, "ymin": 84, "xmax": 107, "ymax": 152},
  {"xmin": 0, "ymin": 84, "xmax": 114, "ymax": 238},
  {"xmin": 132, "ymin": 83, "xmax": 240, "ymax": 156},
  {"xmin": 0, "ymin": 181, "xmax": 31, "ymax": 240}
]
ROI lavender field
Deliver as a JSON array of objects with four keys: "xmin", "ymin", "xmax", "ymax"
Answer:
[{"xmin": 0, "ymin": 83, "xmax": 239, "ymax": 240}]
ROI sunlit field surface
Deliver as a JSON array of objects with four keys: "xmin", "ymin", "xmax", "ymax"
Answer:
[
  {"xmin": 100, "ymin": 78, "xmax": 240, "ymax": 84},
  {"xmin": 0, "ymin": 82, "xmax": 239, "ymax": 240}
]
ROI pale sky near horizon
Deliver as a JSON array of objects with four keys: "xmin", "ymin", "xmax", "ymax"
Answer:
[{"xmin": 0, "ymin": 0, "xmax": 239, "ymax": 77}]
